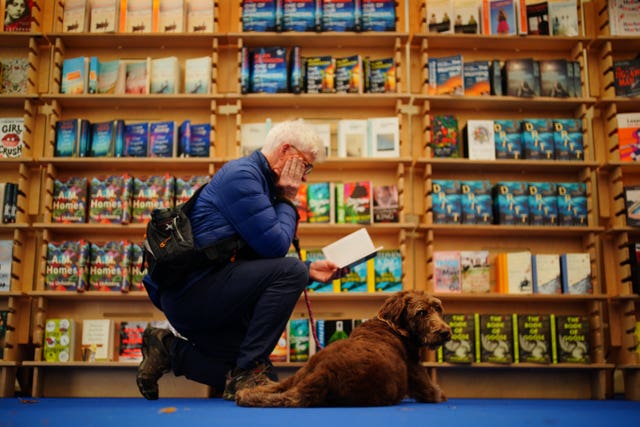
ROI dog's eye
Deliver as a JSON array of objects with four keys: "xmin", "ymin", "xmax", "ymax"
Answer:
[{"xmin": 416, "ymin": 310, "xmax": 427, "ymax": 317}]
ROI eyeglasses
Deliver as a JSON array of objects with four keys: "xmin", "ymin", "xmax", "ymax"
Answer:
[{"xmin": 288, "ymin": 145, "xmax": 314, "ymax": 175}]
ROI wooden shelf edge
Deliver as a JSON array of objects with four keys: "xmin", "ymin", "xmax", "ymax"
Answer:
[
  {"xmin": 23, "ymin": 361, "xmax": 138, "ymax": 368},
  {"xmin": 422, "ymin": 362, "xmax": 615, "ymax": 369}
]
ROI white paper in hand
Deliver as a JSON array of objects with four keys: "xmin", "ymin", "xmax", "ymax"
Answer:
[{"xmin": 321, "ymin": 228, "xmax": 383, "ymax": 269}]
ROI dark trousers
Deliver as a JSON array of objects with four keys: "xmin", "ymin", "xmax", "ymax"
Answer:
[{"xmin": 159, "ymin": 256, "xmax": 309, "ymax": 393}]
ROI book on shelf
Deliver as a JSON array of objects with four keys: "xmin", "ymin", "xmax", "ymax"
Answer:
[
  {"xmin": 51, "ymin": 176, "xmax": 88, "ymax": 224},
  {"xmin": 560, "ymin": 252, "xmax": 592, "ymax": 294},
  {"xmin": 63, "ymin": 0, "xmax": 90, "ymax": 32},
  {"xmin": 44, "ymin": 318, "xmax": 76, "ymax": 362},
  {"xmin": 150, "ymin": 56, "xmax": 180, "ymax": 94},
  {"xmin": 54, "ymin": 118, "xmax": 89, "ymax": 157},
  {"xmin": 493, "ymin": 119, "xmax": 522, "ymax": 159},
  {"xmin": 89, "ymin": 240, "xmax": 131, "ymax": 292},
  {"xmin": 270, "ymin": 329, "xmax": 288, "ymax": 363},
  {"xmin": 627, "ymin": 243, "xmax": 640, "ymax": 296},
  {"xmin": 124, "ymin": 122, "xmax": 150, "ymax": 157},
  {"xmin": 305, "ymin": 55, "xmax": 336, "ymax": 94},
  {"xmin": 514, "ymin": 314, "xmax": 552, "ymax": 363},
  {"xmin": 174, "ymin": 175, "xmax": 209, "ymax": 205},
  {"xmin": 490, "ymin": 59, "xmax": 502, "ymax": 95},
  {"xmin": 547, "ymin": 0, "xmax": 579, "ymax": 36},
  {"xmin": 460, "ymin": 180, "xmax": 492, "ymax": 224},
  {"xmin": 250, "ymin": 47, "xmax": 288, "ymax": 94},
  {"xmin": 427, "ymin": 0, "xmax": 454, "ymax": 33},
  {"xmin": 496, "ymin": 250, "xmax": 533, "ymax": 294},
  {"xmin": 556, "ymin": 182, "xmax": 587, "ymax": 226},
  {"xmin": 522, "ymin": 118, "xmax": 554, "ymax": 160},
  {"xmin": 460, "ymin": 250, "xmax": 491, "ymax": 293},
  {"xmin": 482, "ymin": 0, "xmax": 517, "ymax": 35},
  {"xmin": 503, "ymin": 58, "xmax": 538, "ymax": 97},
  {"xmin": 61, "ymin": 56, "xmax": 91, "ymax": 95},
  {"xmin": 335, "ymin": 55, "xmax": 363, "ymax": 94},
  {"xmin": 373, "ymin": 249, "xmax": 402, "ymax": 292},
  {"xmin": 337, "ymin": 119, "xmax": 368, "ymax": 158},
  {"xmin": 372, "ymin": 184, "xmax": 399, "ymax": 223},
  {"xmin": 88, "ymin": 174, "xmax": 133, "ymax": 224},
  {"xmin": 289, "ymin": 46, "xmax": 303, "ymax": 93},
  {"xmin": 283, "ymin": 0, "xmax": 320, "ymax": 32},
  {"xmin": 493, "ymin": 181, "xmax": 528, "ymax": 225},
  {"xmin": 127, "ymin": 243, "xmax": 146, "ymax": 291},
  {"xmin": 289, "ymin": 319, "xmax": 311, "ymax": 362},
  {"xmin": 552, "ymin": 119, "xmax": 583, "ymax": 161},
  {"xmin": 0, "ymin": 117, "xmax": 25, "ymax": 158},
  {"xmin": 616, "ymin": 113, "xmax": 640, "ymax": 162},
  {"xmin": 339, "ymin": 259, "xmax": 372, "ymax": 292},
  {"xmin": 525, "ymin": 0, "xmax": 549, "ymax": 35},
  {"xmin": 184, "ymin": 56, "xmax": 212, "ymax": 94},
  {"xmin": 0, "ymin": 57, "xmax": 29, "ymax": 94},
  {"xmin": 131, "ymin": 174, "xmax": 175, "ymax": 223},
  {"xmin": 118, "ymin": 321, "xmax": 147, "ymax": 362},
  {"xmin": 438, "ymin": 313, "xmax": 476, "ymax": 363},
  {"xmin": 148, "ymin": 121, "xmax": 177, "ymax": 157},
  {"xmin": 528, "ymin": 181, "xmax": 558, "ymax": 226},
  {"xmin": 122, "ymin": 0, "xmax": 155, "ymax": 33},
  {"xmin": 463, "ymin": 60, "xmax": 490, "ymax": 96},
  {"xmin": 613, "ymin": 57, "xmax": 640, "ymax": 98},
  {"xmin": 294, "ymin": 183, "xmax": 308, "ymax": 223},
  {"xmin": 432, "ymin": 179, "xmax": 461, "ymax": 224},
  {"xmin": 453, "ymin": 0, "xmax": 481, "ymax": 34},
  {"xmin": 158, "ymin": 0, "xmax": 185, "ymax": 32},
  {"xmin": 90, "ymin": 0, "xmax": 120, "ymax": 33},
  {"xmin": 464, "ymin": 119, "xmax": 496, "ymax": 160},
  {"xmin": 321, "ymin": 0, "xmax": 359, "ymax": 32},
  {"xmin": 307, "ymin": 181, "xmax": 334, "ymax": 224},
  {"xmin": 90, "ymin": 120, "xmax": 115, "ymax": 157},
  {"xmin": 367, "ymin": 117, "xmax": 400, "ymax": 158},
  {"xmin": 188, "ymin": 123, "xmax": 211, "ymax": 157},
  {"xmin": 624, "ymin": 185, "xmax": 640, "ymax": 227},
  {"xmin": 81, "ymin": 319, "xmax": 115, "ymax": 362},
  {"xmin": 1, "ymin": 182, "xmax": 17, "ymax": 224},
  {"xmin": 0, "ymin": 310, "xmax": 8, "ymax": 358},
  {"xmin": 186, "ymin": 0, "xmax": 214, "ymax": 32},
  {"xmin": 322, "ymin": 228, "xmax": 382, "ymax": 270},
  {"xmin": 242, "ymin": 0, "xmax": 282, "ymax": 31},
  {"xmin": 96, "ymin": 59, "xmax": 120, "ymax": 94},
  {"xmin": 240, "ymin": 122, "xmax": 268, "ymax": 157},
  {"xmin": 361, "ymin": 0, "xmax": 396, "ymax": 31},
  {"xmin": 477, "ymin": 313, "xmax": 515, "ymax": 363},
  {"xmin": 608, "ymin": 0, "xmax": 640, "ymax": 36},
  {"xmin": 45, "ymin": 240, "xmax": 91, "ymax": 292},
  {"xmin": 430, "ymin": 115, "xmax": 460, "ymax": 158},
  {"xmin": 531, "ymin": 253, "xmax": 561, "ymax": 294},
  {"xmin": 554, "ymin": 314, "xmax": 591, "ymax": 363},
  {"xmin": 303, "ymin": 249, "xmax": 340, "ymax": 292},
  {"xmin": 3, "ymin": 0, "xmax": 33, "ymax": 32},
  {"xmin": 433, "ymin": 251, "xmax": 462, "ymax": 293},
  {"xmin": 0, "ymin": 240, "xmax": 12, "ymax": 292},
  {"xmin": 365, "ymin": 57, "xmax": 396, "ymax": 94},
  {"xmin": 343, "ymin": 181, "xmax": 372, "ymax": 224},
  {"xmin": 306, "ymin": 122, "xmax": 331, "ymax": 158},
  {"xmin": 124, "ymin": 58, "xmax": 151, "ymax": 94},
  {"xmin": 539, "ymin": 59, "xmax": 570, "ymax": 98},
  {"xmin": 316, "ymin": 319, "xmax": 353, "ymax": 348},
  {"xmin": 428, "ymin": 54, "xmax": 464, "ymax": 96}
]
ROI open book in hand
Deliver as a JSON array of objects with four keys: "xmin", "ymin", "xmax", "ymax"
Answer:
[{"xmin": 321, "ymin": 228, "xmax": 383, "ymax": 269}]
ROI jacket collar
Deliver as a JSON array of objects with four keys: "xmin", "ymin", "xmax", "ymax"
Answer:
[{"xmin": 252, "ymin": 150, "xmax": 278, "ymax": 194}]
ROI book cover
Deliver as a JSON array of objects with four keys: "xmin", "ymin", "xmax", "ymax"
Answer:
[
  {"xmin": 174, "ymin": 175, "xmax": 209, "ymax": 205},
  {"xmin": 322, "ymin": 228, "xmax": 381, "ymax": 270},
  {"xmin": 560, "ymin": 252, "xmax": 592, "ymax": 294},
  {"xmin": 432, "ymin": 179, "xmax": 461, "ymax": 224},
  {"xmin": 492, "ymin": 181, "xmax": 528, "ymax": 225},
  {"xmin": 337, "ymin": 119, "xmax": 368, "ymax": 158},
  {"xmin": 488, "ymin": 0, "xmax": 517, "ymax": 35},
  {"xmin": 493, "ymin": 119, "xmax": 522, "ymax": 159},
  {"xmin": 499, "ymin": 250, "xmax": 533, "ymax": 294},
  {"xmin": 184, "ymin": 56, "xmax": 212, "ymax": 94},
  {"xmin": 44, "ymin": 240, "xmax": 90, "ymax": 291},
  {"xmin": 240, "ymin": 122, "xmax": 268, "ymax": 156},
  {"xmin": 504, "ymin": 58, "xmax": 537, "ymax": 97},
  {"xmin": 3, "ymin": 0, "xmax": 33, "ymax": 32},
  {"xmin": 552, "ymin": 118, "xmax": 583, "ymax": 160},
  {"xmin": 556, "ymin": 182, "xmax": 587, "ymax": 226},
  {"xmin": 453, "ymin": 0, "xmax": 480, "ymax": 34},
  {"xmin": 158, "ymin": 0, "xmax": 185, "ymax": 32},
  {"xmin": 554, "ymin": 314, "xmax": 590, "ymax": 363},
  {"xmin": 438, "ymin": 313, "xmax": 476, "ymax": 363},
  {"xmin": 322, "ymin": 0, "xmax": 359, "ymax": 31},
  {"xmin": 124, "ymin": 122, "xmax": 149, "ymax": 157},
  {"xmin": 514, "ymin": 314, "xmax": 552, "ymax": 363},
  {"xmin": 283, "ymin": 0, "xmax": 320, "ymax": 31},
  {"xmin": 307, "ymin": 182, "xmax": 333, "ymax": 224},
  {"xmin": 0, "ymin": 240, "xmax": 12, "ymax": 292},
  {"xmin": 81, "ymin": 319, "xmax": 115, "ymax": 362},
  {"xmin": 88, "ymin": 175, "xmax": 133, "ymax": 224},
  {"xmin": 464, "ymin": 119, "xmax": 496, "ymax": 160},
  {"xmin": 124, "ymin": 0, "xmax": 154, "ymax": 33},
  {"xmin": 625, "ymin": 185, "xmax": 640, "ymax": 227},
  {"xmin": 612, "ymin": 58, "xmax": 640, "ymax": 98},
  {"xmin": 90, "ymin": 0, "xmax": 119, "ymax": 32},
  {"xmin": 433, "ymin": 251, "xmax": 462, "ymax": 293},
  {"xmin": 528, "ymin": 181, "xmax": 558, "ymax": 226},
  {"xmin": 427, "ymin": 0, "xmax": 454, "ymax": 33},
  {"xmin": 189, "ymin": 123, "xmax": 211, "ymax": 157},
  {"xmin": 305, "ymin": 55, "xmax": 336, "ymax": 94},
  {"xmin": 54, "ymin": 119, "xmax": 85, "ymax": 157},
  {"xmin": 294, "ymin": 183, "xmax": 308, "ymax": 223},
  {"xmin": 366, "ymin": 57, "xmax": 396, "ymax": 93},
  {"xmin": 373, "ymin": 184, "xmax": 399, "ymax": 223},
  {"xmin": 368, "ymin": 117, "xmax": 400, "ymax": 158},
  {"xmin": 617, "ymin": 112, "xmax": 640, "ymax": 161},
  {"xmin": 89, "ymin": 120, "xmax": 116, "ymax": 157},
  {"xmin": 0, "ymin": 310, "xmax": 8, "ymax": 358},
  {"xmin": 186, "ymin": 0, "xmax": 214, "ymax": 32},
  {"xmin": 428, "ymin": 54, "xmax": 464, "ymax": 96},
  {"xmin": 335, "ymin": 55, "xmax": 363, "ymax": 94},
  {"xmin": 0, "ymin": 117, "xmax": 25, "ymax": 158},
  {"xmin": 0, "ymin": 58, "xmax": 29, "ymax": 94},
  {"xmin": 51, "ymin": 176, "xmax": 88, "ymax": 224},
  {"xmin": 242, "ymin": 0, "xmax": 281, "ymax": 31},
  {"xmin": 316, "ymin": 319, "xmax": 353, "ymax": 348},
  {"xmin": 539, "ymin": 59, "xmax": 570, "ymax": 98},
  {"xmin": 44, "ymin": 318, "xmax": 76, "ymax": 362},
  {"xmin": 131, "ymin": 174, "xmax": 174, "ymax": 223},
  {"xmin": 460, "ymin": 180, "xmax": 492, "ymax": 224},
  {"xmin": 251, "ymin": 47, "xmax": 288, "ymax": 93},
  {"xmin": 477, "ymin": 313, "xmax": 514, "ymax": 363},
  {"xmin": 304, "ymin": 249, "xmax": 339, "ymax": 292},
  {"xmin": 289, "ymin": 45, "xmax": 303, "ymax": 93},
  {"xmin": 87, "ymin": 56, "xmax": 98, "ymax": 94},
  {"xmin": 463, "ymin": 60, "xmax": 490, "ymax": 95},
  {"xmin": 531, "ymin": 253, "xmax": 561, "ymax": 294},
  {"xmin": 269, "ymin": 328, "xmax": 288, "ymax": 363},
  {"xmin": 89, "ymin": 240, "xmax": 130, "ymax": 292},
  {"xmin": 609, "ymin": 0, "xmax": 640, "ymax": 35},
  {"xmin": 150, "ymin": 56, "xmax": 180, "ymax": 94},
  {"xmin": 460, "ymin": 250, "xmax": 491, "ymax": 293},
  {"xmin": 127, "ymin": 243, "xmax": 146, "ymax": 291},
  {"xmin": 430, "ymin": 115, "xmax": 460, "ymax": 158},
  {"xmin": 522, "ymin": 118, "xmax": 554, "ymax": 160},
  {"xmin": 343, "ymin": 181, "xmax": 372, "ymax": 224},
  {"xmin": 148, "ymin": 121, "xmax": 177, "ymax": 157},
  {"xmin": 289, "ymin": 319, "xmax": 310, "ymax": 362},
  {"xmin": 339, "ymin": 259, "xmax": 371, "ymax": 292},
  {"xmin": 96, "ymin": 59, "xmax": 120, "ymax": 94},
  {"xmin": 547, "ymin": 0, "xmax": 578, "ymax": 36},
  {"xmin": 125, "ymin": 59, "xmax": 150, "ymax": 94},
  {"xmin": 361, "ymin": 0, "xmax": 396, "ymax": 31},
  {"xmin": 118, "ymin": 320, "xmax": 147, "ymax": 362},
  {"xmin": 526, "ymin": 1, "xmax": 549, "ymax": 35},
  {"xmin": 373, "ymin": 249, "xmax": 402, "ymax": 292},
  {"xmin": 63, "ymin": 0, "xmax": 90, "ymax": 32},
  {"xmin": 61, "ymin": 56, "xmax": 88, "ymax": 94}
]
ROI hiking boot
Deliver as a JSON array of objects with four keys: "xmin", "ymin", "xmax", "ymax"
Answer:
[
  {"xmin": 222, "ymin": 361, "xmax": 277, "ymax": 401},
  {"xmin": 136, "ymin": 326, "xmax": 173, "ymax": 400}
]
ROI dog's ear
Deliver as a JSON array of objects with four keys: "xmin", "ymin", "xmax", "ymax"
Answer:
[{"xmin": 378, "ymin": 291, "xmax": 411, "ymax": 324}]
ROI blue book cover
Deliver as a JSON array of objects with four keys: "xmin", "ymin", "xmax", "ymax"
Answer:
[
  {"xmin": 428, "ymin": 54, "xmax": 464, "ymax": 96},
  {"xmin": 242, "ymin": 0, "xmax": 282, "ymax": 31},
  {"xmin": 88, "ymin": 56, "xmax": 98, "ymax": 94},
  {"xmin": 240, "ymin": 47, "xmax": 251, "ymax": 94},
  {"xmin": 148, "ymin": 121, "xmax": 176, "ymax": 157},
  {"xmin": 251, "ymin": 47, "xmax": 288, "ymax": 93},
  {"xmin": 460, "ymin": 180, "xmax": 492, "ymax": 224},
  {"xmin": 494, "ymin": 119, "xmax": 522, "ymax": 159},
  {"xmin": 367, "ymin": 57, "xmax": 396, "ymax": 93},
  {"xmin": 493, "ymin": 181, "xmax": 529, "ymax": 225},
  {"xmin": 463, "ymin": 60, "xmax": 491, "ymax": 96},
  {"xmin": 432, "ymin": 179, "xmax": 461, "ymax": 224},
  {"xmin": 322, "ymin": 0, "xmax": 359, "ymax": 31},
  {"xmin": 189, "ymin": 123, "xmax": 211, "ymax": 157},
  {"xmin": 528, "ymin": 182, "xmax": 558, "ymax": 226},
  {"xmin": 90, "ymin": 121, "xmax": 115, "ymax": 157},
  {"xmin": 553, "ymin": 119, "xmax": 584, "ymax": 161},
  {"xmin": 361, "ymin": 0, "xmax": 396, "ymax": 31},
  {"xmin": 113, "ymin": 119, "xmax": 125, "ymax": 157},
  {"xmin": 305, "ymin": 249, "xmax": 335, "ymax": 292},
  {"xmin": 55, "ymin": 119, "xmax": 82, "ymax": 156},
  {"xmin": 178, "ymin": 120, "xmax": 191, "ymax": 157},
  {"xmin": 557, "ymin": 182, "xmax": 587, "ymax": 226},
  {"xmin": 283, "ymin": 0, "xmax": 320, "ymax": 31},
  {"xmin": 522, "ymin": 119, "xmax": 554, "ymax": 160},
  {"xmin": 340, "ymin": 259, "xmax": 369, "ymax": 292},
  {"xmin": 61, "ymin": 56, "xmax": 87, "ymax": 94},
  {"xmin": 374, "ymin": 249, "xmax": 402, "ymax": 292},
  {"xmin": 125, "ymin": 122, "xmax": 149, "ymax": 157},
  {"xmin": 305, "ymin": 55, "xmax": 336, "ymax": 94}
]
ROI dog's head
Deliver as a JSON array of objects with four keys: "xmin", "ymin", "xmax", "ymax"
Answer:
[{"xmin": 377, "ymin": 290, "xmax": 452, "ymax": 349}]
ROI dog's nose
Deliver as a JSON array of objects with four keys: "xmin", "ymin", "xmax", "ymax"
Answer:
[{"xmin": 439, "ymin": 329, "xmax": 452, "ymax": 342}]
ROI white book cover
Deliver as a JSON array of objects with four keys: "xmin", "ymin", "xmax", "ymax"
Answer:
[
  {"xmin": 0, "ymin": 117, "xmax": 25, "ymax": 159},
  {"xmin": 240, "ymin": 122, "xmax": 267, "ymax": 156},
  {"xmin": 368, "ymin": 117, "xmax": 400, "ymax": 158},
  {"xmin": 547, "ymin": 0, "xmax": 579, "ymax": 36},
  {"xmin": 187, "ymin": 0, "xmax": 215, "ymax": 32},
  {"xmin": 63, "ymin": 0, "xmax": 89, "ymax": 32},
  {"xmin": 90, "ymin": 0, "xmax": 119, "ymax": 32},
  {"xmin": 610, "ymin": 0, "xmax": 640, "ymax": 35},
  {"xmin": 561, "ymin": 252, "xmax": 592, "ymax": 294},
  {"xmin": 158, "ymin": 0, "xmax": 185, "ymax": 32},
  {"xmin": 532, "ymin": 253, "xmax": 561, "ymax": 294},
  {"xmin": 125, "ymin": 0, "xmax": 154, "ymax": 33},
  {"xmin": 309, "ymin": 123, "xmax": 331, "ymax": 158},
  {"xmin": 0, "ymin": 239, "xmax": 12, "ymax": 292},
  {"xmin": 184, "ymin": 56, "xmax": 212, "ymax": 94},
  {"xmin": 427, "ymin": 0, "xmax": 454, "ymax": 33},
  {"xmin": 466, "ymin": 119, "xmax": 496, "ymax": 160},
  {"xmin": 322, "ymin": 228, "xmax": 383, "ymax": 269},
  {"xmin": 337, "ymin": 119, "xmax": 368, "ymax": 158},
  {"xmin": 123, "ymin": 58, "xmax": 151, "ymax": 94},
  {"xmin": 506, "ymin": 251, "xmax": 533, "ymax": 294},
  {"xmin": 81, "ymin": 319, "xmax": 115, "ymax": 361},
  {"xmin": 453, "ymin": 0, "xmax": 481, "ymax": 34},
  {"xmin": 150, "ymin": 56, "xmax": 180, "ymax": 94}
]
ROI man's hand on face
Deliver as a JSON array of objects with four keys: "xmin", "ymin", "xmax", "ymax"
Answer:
[{"xmin": 277, "ymin": 156, "xmax": 306, "ymax": 201}]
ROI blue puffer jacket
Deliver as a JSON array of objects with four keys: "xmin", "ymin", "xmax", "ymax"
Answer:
[{"xmin": 143, "ymin": 150, "xmax": 298, "ymax": 307}]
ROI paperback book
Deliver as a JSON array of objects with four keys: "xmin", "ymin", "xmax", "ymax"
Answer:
[
  {"xmin": 528, "ymin": 181, "xmax": 558, "ymax": 226},
  {"xmin": 289, "ymin": 319, "xmax": 311, "ymax": 362},
  {"xmin": 552, "ymin": 119, "xmax": 584, "ymax": 161},
  {"xmin": 493, "ymin": 181, "xmax": 529, "ymax": 225},
  {"xmin": 0, "ymin": 117, "xmax": 25, "ymax": 158},
  {"xmin": 464, "ymin": 119, "xmax": 496, "ymax": 160},
  {"xmin": 556, "ymin": 182, "xmax": 587, "ymax": 226},
  {"xmin": 433, "ymin": 251, "xmax": 462, "ymax": 293},
  {"xmin": 372, "ymin": 184, "xmax": 399, "ymax": 223},
  {"xmin": 44, "ymin": 318, "xmax": 76, "ymax": 362},
  {"xmin": 54, "ymin": 118, "xmax": 90, "ymax": 157},
  {"xmin": 477, "ymin": 313, "xmax": 514, "ymax": 363},
  {"xmin": 0, "ymin": 240, "xmax": 11, "ymax": 292},
  {"xmin": 430, "ymin": 115, "xmax": 460, "ymax": 158},
  {"xmin": 305, "ymin": 55, "xmax": 336, "ymax": 94},
  {"xmin": 428, "ymin": 55, "xmax": 464, "ymax": 96},
  {"xmin": 460, "ymin": 250, "xmax": 491, "ymax": 293},
  {"xmin": 617, "ymin": 113, "xmax": 640, "ymax": 162},
  {"xmin": 51, "ymin": 177, "xmax": 88, "ymax": 224},
  {"xmin": 337, "ymin": 119, "xmax": 368, "ymax": 158},
  {"xmin": 307, "ymin": 182, "xmax": 334, "ymax": 224},
  {"xmin": 343, "ymin": 181, "xmax": 372, "ymax": 224},
  {"xmin": 0, "ymin": 58, "xmax": 29, "ymax": 94},
  {"xmin": 361, "ymin": 0, "xmax": 396, "ymax": 31},
  {"xmin": 88, "ymin": 175, "xmax": 133, "ymax": 224},
  {"xmin": 531, "ymin": 253, "xmax": 561, "ymax": 294},
  {"xmin": 366, "ymin": 57, "xmax": 396, "ymax": 93},
  {"xmin": 560, "ymin": 252, "xmax": 592, "ymax": 294},
  {"xmin": 460, "ymin": 180, "xmax": 492, "ymax": 224},
  {"xmin": 373, "ymin": 249, "xmax": 402, "ymax": 292},
  {"xmin": 127, "ymin": 243, "xmax": 146, "ymax": 292},
  {"xmin": 131, "ymin": 175, "xmax": 174, "ymax": 223},
  {"xmin": 89, "ymin": 240, "xmax": 130, "ymax": 292},
  {"xmin": 81, "ymin": 319, "xmax": 115, "ymax": 362},
  {"xmin": 321, "ymin": 0, "xmax": 359, "ymax": 31},
  {"xmin": 118, "ymin": 321, "xmax": 147, "ymax": 362},
  {"xmin": 514, "ymin": 314, "xmax": 552, "ymax": 363},
  {"xmin": 463, "ymin": 60, "xmax": 490, "ymax": 95},
  {"xmin": 432, "ymin": 179, "xmax": 461, "ymax": 224},
  {"xmin": 554, "ymin": 314, "xmax": 590, "ymax": 363},
  {"xmin": 438, "ymin": 313, "xmax": 476, "ymax": 363},
  {"xmin": 44, "ymin": 240, "xmax": 90, "ymax": 291}
]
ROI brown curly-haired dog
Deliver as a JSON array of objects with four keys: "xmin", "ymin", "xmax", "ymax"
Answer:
[{"xmin": 236, "ymin": 290, "xmax": 452, "ymax": 407}]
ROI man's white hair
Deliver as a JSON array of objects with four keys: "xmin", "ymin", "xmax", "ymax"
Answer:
[{"xmin": 261, "ymin": 120, "xmax": 326, "ymax": 162}]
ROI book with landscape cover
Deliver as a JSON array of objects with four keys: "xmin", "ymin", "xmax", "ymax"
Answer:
[
  {"xmin": 438, "ymin": 313, "xmax": 476, "ymax": 363},
  {"xmin": 460, "ymin": 180, "xmax": 492, "ymax": 224},
  {"xmin": 51, "ymin": 176, "xmax": 88, "ymax": 224},
  {"xmin": 539, "ymin": 59, "xmax": 570, "ymax": 98},
  {"xmin": 44, "ymin": 240, "xmax": 90, "ymax": 291},
  {"xmin": 316, "ymin": 319, "xmax": 353, "ymax": 348},
  {"xmin": 0, "ymin": 117, "xmax": 24, "ymax": 158},
  {"xmin": 373, "ymin": 249, "xmax": 402, "ymax": 292},
  {"xmin": 131, "ymin": 175, "xmax": 175, "ymax": 223},
  {"xmin": 433, "ymin": 251, "xmax": 462, "ymax": 293},
  {"xmin": 514, "ymin": 314, "xmax": 552, "ymax": 363},
  {"xmin": 88, "ymin": 175, "xmax": 133, "ymax": 224},
  {"xmin": 89, "ymin": 240, "xmax": 130, "ymax": 292},
  {"xmin": 554, "ymin": 314, "xmax": 591, "ymax": 363},
  {"xmin": 81, "ymin": 318, "xmax": 115, "ymax": 362},
  {"xmin": 493, "ymin": 119, "xmax": 522, "ymax": 159},
  {"xmin": 531, "ymin": 253, "xmax": 561, "ymax": 294},
  {"xmin": 44, "ymin": 318, "xmax": 76, "ymax": 362},
  {"xmin": 118, "ymin": 320, "xmax": 147, "ymax": 362},
  {"xmin": 184, "ymin": 56, "xmax": 212, "ymax": 94},
  {"xmin": 150, "ymin": 56, "xmax": 180, "ymax": 94},
  {"xmin": 477, "ymin": 313, "xmax": 515, "ymax": 364},
  {"xmin": 504, "ymin": 58, "xmax": 538, "ymax": 97},
  {"xmin": 337, "ymin": 119, "xmax": 368, "ymax": 158},
  {"xmin": 432, "ymin": 179, "xmax": 461, "ymax": 224},
  {"xmin": 368, "ymin": 117, "xmax": 400, "ymax": 158},
  {"xmin": 307, "ymin": 182, "xmax": 334, "ymax": 224},
  {"xmin": 460, "ymin": 250, "xmax": 490, "ymax": 293}
]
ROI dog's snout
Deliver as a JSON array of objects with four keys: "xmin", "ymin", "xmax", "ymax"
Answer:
[{"xmin": 439, "ymin": 328, "xmax": 452, "ymax": 342}]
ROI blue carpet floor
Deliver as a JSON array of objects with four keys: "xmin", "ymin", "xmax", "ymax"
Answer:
[{"xmin": 1, "ymin": 397, "xmax": 639, "ymax": 427}]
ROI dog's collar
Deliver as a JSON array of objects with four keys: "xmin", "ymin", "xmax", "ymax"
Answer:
[{"xmin": 375, "ymin": 315, "xmax": 409, "ymax": 338}]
